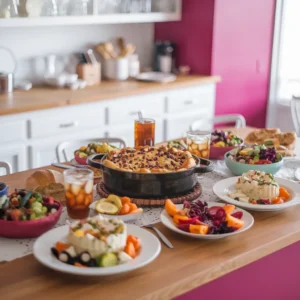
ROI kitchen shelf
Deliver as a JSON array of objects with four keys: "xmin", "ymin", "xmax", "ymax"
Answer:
[{"xmin": 0, "ymin": 12, "xmax": 181, "ymax": 27}]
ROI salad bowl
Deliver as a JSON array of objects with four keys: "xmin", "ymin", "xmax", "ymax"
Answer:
[
  {"xmin": 224, "ymin": 145, "xmax": 283, "ymax": 175},
  {"xmin": 0, "ymin": 200, "xmax": 62, "ymax": 238}
]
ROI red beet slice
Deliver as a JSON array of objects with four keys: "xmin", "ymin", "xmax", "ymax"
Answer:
[
  {"xmin": 231, "ymin": 211, "xmax": 243, "ymax": 219},
  {"xmin": 208, "ymin": 206, "xmax": 226, "ymax": 222}
]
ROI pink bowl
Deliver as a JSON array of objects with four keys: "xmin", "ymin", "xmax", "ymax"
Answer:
[
  {"xmin": 0, "ymin": 201, "xmax": 62, "ymax": 239},
  {"xmin": 74, "ymin": 154, "xmax": 88, "ymax": 165},
  {"xmin": 210, "ymin": 142, "xmax": 243, "ymax": 160}
]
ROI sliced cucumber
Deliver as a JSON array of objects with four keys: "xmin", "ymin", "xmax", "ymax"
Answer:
[{"xmin": 96, "ymin": 253, "xmax": 118, "ymax": 267}]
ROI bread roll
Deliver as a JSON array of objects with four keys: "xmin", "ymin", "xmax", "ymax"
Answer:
[{"xmin": 26, "ymin": 169, "xmax": 63, "ymax": 190}]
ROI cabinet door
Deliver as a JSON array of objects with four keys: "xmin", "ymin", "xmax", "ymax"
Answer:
[
  {"xmin": 107, "ymin": 120, "xmax": 164, "ymax": 147},
  {"xmin": 30, "ymin": 129, "xmax": 106, "ymax": 168},
  {"xmin": 166, "ymin": 113, "xmax": 210, "ymax": 141},
  {"xmin": 0, "ymin": 144, "xmax": 27, "ymax": 174}
]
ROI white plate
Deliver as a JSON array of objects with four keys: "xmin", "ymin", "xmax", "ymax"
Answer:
[
  {"xmin": 160, "ymin": 202, "xmax": 254, "ymax": 240},
  {"xmin": 33, "ymin": 224, "xmax": 160, "ymax": 276},
  {"xmin": 136, "ymin": 72, "xmax": 177, "ymax": 83},
  {"xmin": 89, "ymin": 201, "xmax": 143, "ymax": 222},
  {"xmin": 213, "ymin": 177, "xmax": 300, "ymax": 211}
]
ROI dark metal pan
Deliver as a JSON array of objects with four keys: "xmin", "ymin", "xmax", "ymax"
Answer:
[{"xmin": 88, "ymin": 154, "xmax": 213, "ymax": 198}]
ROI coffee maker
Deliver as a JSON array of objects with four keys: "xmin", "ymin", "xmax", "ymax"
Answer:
[{"xmin": 153, "ymin": 41, "xmax": 176, "ymax": 74}]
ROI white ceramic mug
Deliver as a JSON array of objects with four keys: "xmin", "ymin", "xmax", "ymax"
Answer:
[{"xmin": 104, "ymin": 58, "xmax": 129, "ymax": 81}]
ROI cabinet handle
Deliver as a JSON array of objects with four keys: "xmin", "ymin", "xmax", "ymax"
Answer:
[
  {"xmin": 184, "ymin": 99, "xmax": 195, "ymax": 105},
  {"xmin": 59, "ymin": 121, "xmax": 78, "ymax": 128}
]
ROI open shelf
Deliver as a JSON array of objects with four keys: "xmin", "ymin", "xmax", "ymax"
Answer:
[{"xmin": 0, "ymin": 12, "xmax": 181, "ymax": 27}]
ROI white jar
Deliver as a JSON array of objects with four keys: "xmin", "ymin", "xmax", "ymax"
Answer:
[
  {"xmin": 129, "ymin": 54, "xmax": 140, "ymax": 78},
  {"xmin": 104, "ymin": 58, "xmax": 129, "ymax": 81}
]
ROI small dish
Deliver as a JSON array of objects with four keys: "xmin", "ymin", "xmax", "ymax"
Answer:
[
  {"xmin": 33, "ymin": 224, "xmax": 161, "ymax": 276},
  {"xmin": 213, "ymin": 177, "xmax": 300, "ymax": 211},
  {"xmin": 160, "ymin": 202, "xmax": 254, "ymax": 239},
  {"xmin": 89, "ymin": 201, "xmax": 143, "ymax": 222}
]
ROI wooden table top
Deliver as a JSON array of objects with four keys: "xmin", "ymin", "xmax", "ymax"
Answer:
[
  {"xmin": 2, "ymin": 126, "xmax": 298, "ymax": 300},
  {"xmin": 0, "ymin": 75, "xmax": 220, "ymax": 116}
]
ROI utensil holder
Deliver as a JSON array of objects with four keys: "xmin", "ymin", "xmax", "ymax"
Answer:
[
  {"xmin": 76, "ymin": 63, "xmax": 101, "ymax": 86},
  {"xmin": 104, "ymin": 58, "xmax": 129, "ymax": 81}
]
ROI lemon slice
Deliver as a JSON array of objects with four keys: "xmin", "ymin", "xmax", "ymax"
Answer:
[
  {"xmin": 106, "ymin": 194, "xmax": 123, "ymax": 209},
  {"xmin": 95, "ymin": 201, "xmax": 119, "ymax": 215}
]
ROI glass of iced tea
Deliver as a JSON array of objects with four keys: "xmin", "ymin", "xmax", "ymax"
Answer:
[
  {"xmin": 63, "ymin": 168, "xmax": 94, "ymax": 220},
  {"xmin": 134, "ymin": 118, "xmax": 155, "ymax": 147},
  {"xmin": 187, "ymin": 131, "xmax": 211, "ymax": 159}
]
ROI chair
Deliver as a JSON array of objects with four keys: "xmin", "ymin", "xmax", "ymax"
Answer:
[
  {"xmin": 291, "ymin": 96, "xmax": 300, "ymax": 136},
  {"xmin": 56, "ymin": 138, "xmax": 126, "ymax": 163},
  {"xmin": 0, "ymin": 161, "xmax": 12, "ymax": 175},
  {"xmin": 190, "ymin": 114, "xmax": 246, "ymax": 131}
]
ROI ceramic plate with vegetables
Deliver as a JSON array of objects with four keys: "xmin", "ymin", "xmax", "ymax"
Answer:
[
  {"xmin": 33, "ymin": 216, "xmax": 161, "ymax": 276},
  {"xmin": 213, "ymin": 173, "xmax": 300, "ymax": 211},
  {"xmin": 160, "ymin": 200, "xmax": 254, "ymax": 239}
]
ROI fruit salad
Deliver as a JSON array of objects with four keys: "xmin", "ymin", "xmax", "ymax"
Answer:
[
  {"xmin": 0, "ymin": 189, "xmax": 60, "ymax": 221},
  {"xmin": 228, "ymin": 170, "xmax": 291, "ymax": 205},
  {"xmin": 165, "ymin": 199, "xmax": 244, "ymax": 235},
  {"xmin": 95, "ymin": 195, "xmax": 143, "ymax": 216},
  {"xmin": 228, "ymin": 145, "xmax": 282, "ymax": 164},
  {"xmin": 211, "ymin": 130, "xmax": 243, "ymax": 147},
  {"xmin": 74, "ymin": 143, "xmax": 117, "ymax": 160},
  {"xmin": 51, "ymin": 216, "xmax": 141, "ymax": 268}
]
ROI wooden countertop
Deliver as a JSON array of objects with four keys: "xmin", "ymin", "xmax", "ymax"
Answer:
[
  {"xmin": 3, "ymin": 127, "xmax": 297, "ymax": 300},
  {"xmin": 0, "ymin": 75, "xmax": 221, "ymax": 116}
]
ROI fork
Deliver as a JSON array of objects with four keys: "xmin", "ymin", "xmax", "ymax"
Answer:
[{"xmin": 141, "ymin": 214, "xmax": 174, "ymax": 249}]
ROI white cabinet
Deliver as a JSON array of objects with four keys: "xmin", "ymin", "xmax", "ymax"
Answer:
[
  {"xmin": 0, "ymin": 144, "xmax": 27, "ymax": 174},
  {"xmin": 107, "ymin": 94, "xmax": 165, "ymax": 126},
  {"xmin": 166, "ymin": 113, "xmax": 207, "ymax": 141}
]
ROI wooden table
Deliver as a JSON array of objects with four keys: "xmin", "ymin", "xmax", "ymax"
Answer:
[{"xmin": 1, "ymin": 127, "xmax": 299, "ymax": 300}]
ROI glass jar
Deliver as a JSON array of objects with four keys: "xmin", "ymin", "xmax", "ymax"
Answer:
[{"xmin": 186, "ymin": 131, "xmax": 211, "ymax": 159}]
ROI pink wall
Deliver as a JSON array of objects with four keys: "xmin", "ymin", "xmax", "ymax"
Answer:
[
  {"xmin": 211, "ymin": 0, "xmax": 275, "ymax": 127},
  {"xmin": 155, "ymin": 0, "xmax": 215, "ymax": 75},
  {"xmin": 155, "ymin": 0, "xmax": 276, "ymax": 127}
]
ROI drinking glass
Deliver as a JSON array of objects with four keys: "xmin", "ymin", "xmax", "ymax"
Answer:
[
  {"xmin": 186, "ymin": 131, "xmax": 211, "ymax": 159},
  {"xmin": 64, "ymin": 168, "xmax": 94, "ymax": 220},
  {"xmin": 134, "ymin": 118, "xmax": 155, "ymax": 147}
]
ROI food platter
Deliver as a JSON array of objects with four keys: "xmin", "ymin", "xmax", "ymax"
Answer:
[
  {"xmin": 213, "ymin": 177, "xmax": 300, "ymax": 211},
  {"xmin": 33, "ymin": 224, "xmax": 161, "ymax": 276},
  {"xmin": 160, "ymin": 202, "xmax": 254, "ymax": 239}
]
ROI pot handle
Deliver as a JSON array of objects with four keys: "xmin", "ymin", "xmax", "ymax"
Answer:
[
  {"xmin": 194, "ymin": 158, "xmax": 214, "ymax": 174},
  {"xmin": 87, "ymin": 154, "xmax": 105, "ymax": 170}
]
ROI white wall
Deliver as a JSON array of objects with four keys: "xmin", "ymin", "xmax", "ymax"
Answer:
[{"xmin": 0, "ymin": 23, "xmax": 154, "ymax": 83}]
